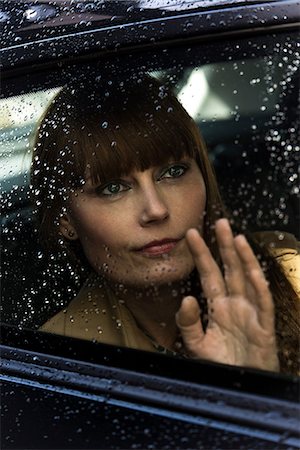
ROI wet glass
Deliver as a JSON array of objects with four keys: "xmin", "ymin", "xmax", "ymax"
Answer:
[{"xmin": 1, "ymin": 33, "xmax": 299, "ymax": 376}]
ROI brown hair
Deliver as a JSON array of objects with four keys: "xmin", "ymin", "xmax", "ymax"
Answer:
[{"xmin": 31, "ymin": 75, "xmax": 299, "ymax": 375}]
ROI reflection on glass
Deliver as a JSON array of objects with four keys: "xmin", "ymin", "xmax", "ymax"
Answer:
[{"xmin": 0, "ymin": 89, "xmax": 59, "ymax": 187}]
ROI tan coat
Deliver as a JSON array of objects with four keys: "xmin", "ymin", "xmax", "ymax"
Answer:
[{"xmin": 40, "ymin": 231, "xmax": 300, "ymax": 353}]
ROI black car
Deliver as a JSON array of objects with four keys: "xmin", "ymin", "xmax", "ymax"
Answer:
[{"xmin": 1, "ymin": 1, "xmax": 300, "ymax": 449}]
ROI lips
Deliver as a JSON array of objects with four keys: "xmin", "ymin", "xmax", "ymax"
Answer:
[{"xmin": 135, "ymin": 238, "xmax": 182, "ymax": 257}]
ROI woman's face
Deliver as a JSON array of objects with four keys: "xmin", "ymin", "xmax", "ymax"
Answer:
[{"xmin": 62, "ymin": 157, "xmax": 206, "ymax": 287}]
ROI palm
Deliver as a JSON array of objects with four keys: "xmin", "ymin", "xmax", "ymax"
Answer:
[{"xmin": 176, "ymin": 219, "xmax": 279, "ymax": 372}]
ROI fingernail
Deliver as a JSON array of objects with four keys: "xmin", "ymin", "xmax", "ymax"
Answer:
[{"xmin": 235, "ymin": 234, "xmax": 247, "ymax": 244}]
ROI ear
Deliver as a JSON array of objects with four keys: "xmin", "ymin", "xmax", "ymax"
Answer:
[{"xmin": 59, "ymin": 214, "xmax": 79, "ymax": 241}]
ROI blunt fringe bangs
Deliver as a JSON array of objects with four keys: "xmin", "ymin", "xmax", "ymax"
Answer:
[{"xmin": 55, "ymin": 79, "xmax": 200, "ymax": 187}]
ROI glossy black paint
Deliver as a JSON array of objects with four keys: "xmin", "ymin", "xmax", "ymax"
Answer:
[
  {"xmin": 1, "ymin": 327, "xmax": 300, "ymax": 449},
  {"xmin": 2, "ymin": 325, "xmax": 300, "ymax": 400},
  {"xmin": 2, "ymin": 0, "xmax": 300, "ymax": 71},
  {"xmin": 4, "ymin": 380, "xmax": 297, "ymax": 449}
]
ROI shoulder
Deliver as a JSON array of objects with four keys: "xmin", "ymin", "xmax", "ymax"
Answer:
[
  {"xmin": 253, "ymin": 230, "xmax": 299, "ymax": 252},
  {"xmin": 253, "ymin": 231, "xmax": 300, "ymax": 295},
  {"xmin": 39, "ymin": 309, "xmax": 66, "ymax": 334},
  {"xmin": 39, "ymin": 275, "xmax": 117, "ymax": 341},
  {"xmin": 38, "ymin": 274, "xmax": 155, "ymax": 351}
]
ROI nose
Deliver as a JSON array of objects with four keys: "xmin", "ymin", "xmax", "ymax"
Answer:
[{"xmin": 139, "ymin": 184, "xmax": 169, "ymax": 226}]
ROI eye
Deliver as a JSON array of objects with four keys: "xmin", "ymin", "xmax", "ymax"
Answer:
[
  {"xmin": 160, "ymin": 163, "xmax": 189, "ymax": 180},
  {"xmin": 96, "ymin": 182, "xmax": 130, "ymax": 197}
]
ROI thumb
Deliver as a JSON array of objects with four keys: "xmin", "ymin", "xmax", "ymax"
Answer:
[{"xmin": 176, "ymin": 296, "xmax": 204, "ymax": 357}]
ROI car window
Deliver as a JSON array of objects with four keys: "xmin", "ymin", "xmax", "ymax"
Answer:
[
  {"xmin": 0, "ymin": 89, "xmax": 60, "ymax": 193},
  {"xmin": 1, "ymin": 31, "xmax": 299, "ymax": 377}
]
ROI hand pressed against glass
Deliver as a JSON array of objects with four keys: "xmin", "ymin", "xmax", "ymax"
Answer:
[{"xmin": 176, "ymin": 219, "xmax": 279, "ymax": 371}]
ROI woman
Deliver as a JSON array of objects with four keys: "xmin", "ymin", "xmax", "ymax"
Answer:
[{"xmin": 31, "ymin": 75, "xmax": 299, "ymax": 375}]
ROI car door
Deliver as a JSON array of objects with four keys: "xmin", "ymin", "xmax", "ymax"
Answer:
[{"xmin": 1, "ymin": 1, "xmax": 299, "ymax": 449}]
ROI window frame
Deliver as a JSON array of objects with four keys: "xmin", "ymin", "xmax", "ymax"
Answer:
[
  {"xmin": 1, "ymin": 8, "xmax": 300, "ymax": 447},
  {"xmin": 1, "ymin": 324, "xmax": 300, "ymax": 448}
]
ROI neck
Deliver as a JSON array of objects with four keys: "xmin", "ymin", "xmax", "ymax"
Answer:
[{"xmin": 106, "ymin": 278, "xmax": 192, "ymax": 350}]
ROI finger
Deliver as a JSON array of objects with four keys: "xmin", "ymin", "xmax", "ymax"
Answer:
[
  {"xmin": 234, "ymin": 234, "xmax": 274, "ymax": 327},
  {"xmin": 215, "ymin": 219, "xmax": 246, "ymax": 296},
  {"xmin": 185, "ymin": 229, "xmax": 226, "ymax": 301},
  {"xmin": 176, "ymin": 296, "xmax": 204, "ymax": 357}
]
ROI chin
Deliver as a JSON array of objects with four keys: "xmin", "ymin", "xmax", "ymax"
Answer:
[{"xmin": 107, "ymin": 259, "xmax": 195, "ymax": 288}]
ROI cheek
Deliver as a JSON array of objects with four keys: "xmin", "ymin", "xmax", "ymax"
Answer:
[
  {"xmin": 192, "ymin": 182, "xmax": 206, "ymax": 207},
  {"xmin": 180, "ymin": 179, "xmax": 206, "ymax": 222},
  {"xmin": 74, "ymin": 215, "xmax": 120, "ymax": 273},
  {"xmin": 76, "ymin": 215, "xmax": 113, "ymax": 247},
  {"xmin": 69, "ymin": 203, "xmax": 108, "ymax": 246},
  {"xmin": 70, "ymin": 203, "xmax": 129, "ymax": 265}
]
